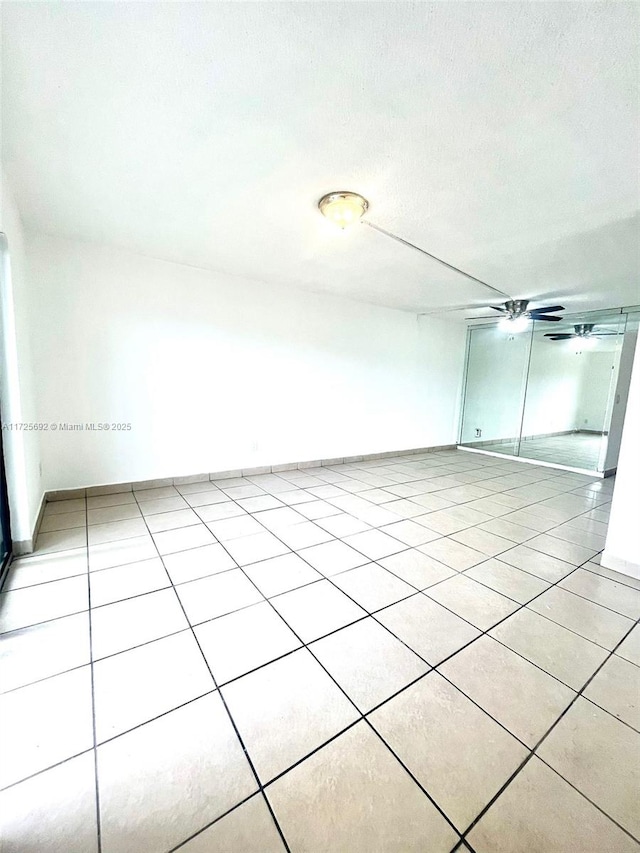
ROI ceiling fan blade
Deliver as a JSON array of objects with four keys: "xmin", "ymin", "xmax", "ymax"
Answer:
[
  {"xmin": 489, "ymin": 305, "xmax": 508, "ymax": 312},
  {"xmin": 544, "ymin": 334, "xmax": 574, "ymax": 340},
  {"xmin": 532, "ymin": 315, "xmax": 562, "ymax": 321},
  {"xmin": 529, "ymin": 305, "xmax": 565, "ymax": 315},
  {"xmin": 593, "ymin": 332, "xmax": 620, "ymax": 336}
]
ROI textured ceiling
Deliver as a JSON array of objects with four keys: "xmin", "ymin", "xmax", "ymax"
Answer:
[{"xmin": 2, "ymin": 2, "xmax": 639, "ymax": 315}]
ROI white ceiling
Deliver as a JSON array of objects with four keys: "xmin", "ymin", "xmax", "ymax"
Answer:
[{"xmin": 2, "ymin": 2, "xmax": 639, "ymax": 315}]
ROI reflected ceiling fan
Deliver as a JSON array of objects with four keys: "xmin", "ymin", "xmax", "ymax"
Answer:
[{"xmin": 545, "ymin": 323, "xmax": 618, "ymax": 342}]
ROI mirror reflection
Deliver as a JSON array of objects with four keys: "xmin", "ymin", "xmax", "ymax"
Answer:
[{"xmin": 459, "ymin": 309, "xmax": 638, "ymax": 474}]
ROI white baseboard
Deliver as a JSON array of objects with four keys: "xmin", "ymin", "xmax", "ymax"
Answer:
[
  {"xmin": 600, "ymin": 550, "xmax": 640, "ymax": 581},
  {"xmin": 14, "ymin": 443, "xmax": 458, "ymax": 554},
  {"xmin": 44, "ymin": 443, "xmax": 457, "ymax": 502},
  {"xmin": 12, "ymin": 492, "xmax": 46, "ymax": 556}
]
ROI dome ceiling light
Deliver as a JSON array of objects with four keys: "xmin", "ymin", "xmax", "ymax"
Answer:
[{"xmin": 318, "ymin": 191, "xmax": 369, "ymax": 229}]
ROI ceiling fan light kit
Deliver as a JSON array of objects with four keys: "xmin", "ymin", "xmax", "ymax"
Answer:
[{"xmin": 498, "ymin": 314, "xmax": 530, "ymax": 333}]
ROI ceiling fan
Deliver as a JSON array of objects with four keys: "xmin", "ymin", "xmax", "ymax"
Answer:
[
  {"xmin": 489, "ymin": 299, "xmax": 565, "ymax": 323},
  {"xmin": 419, "ymin": 298, "xmax": 565, "ymax": 325},
  {"xmin": 545, "ymin": 323, "xmax": 618, "ymax": 342},
  {"xmin": 465, "ymin": 299, "xmax": 565, "ymax": 332}
]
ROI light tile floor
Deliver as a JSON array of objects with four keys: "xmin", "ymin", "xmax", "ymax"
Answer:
[{"xmin": 1, "ymin": 450, "xmax": 639, "ymax": 852}]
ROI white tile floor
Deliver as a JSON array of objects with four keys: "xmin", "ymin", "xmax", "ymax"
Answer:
[{"xmin": 1, "ymin": 450, "xmax": 639, "ymax": 852}]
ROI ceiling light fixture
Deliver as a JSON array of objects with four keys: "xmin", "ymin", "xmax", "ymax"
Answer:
[
  {"xmin": 318, "ymin": 191, "xmax": 369, "ymax": 229},
  {"xmin": 317, "ymin": 190, "xmax": 512, "ymax": 299},
  {"xmin": 498, "ymin": 314, "xmax": 530, "ymax": 333},
  {"xmin": 576, "ymin": 335, "xmax": 598, "ymax": 349}
]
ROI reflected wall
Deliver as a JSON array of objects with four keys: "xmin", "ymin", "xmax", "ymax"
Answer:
[
  {"xmin": 459, "ymin": 309, "xmax": 638, "ymax": 473},
  {"xmin": 459, "ymin": 325, "xmax": 531, "ymax": 455}
]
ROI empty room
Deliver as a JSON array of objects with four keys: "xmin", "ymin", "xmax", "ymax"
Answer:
[{"xmin": 1, "ymin": 2, "xmax": 639, "ymax": 852}]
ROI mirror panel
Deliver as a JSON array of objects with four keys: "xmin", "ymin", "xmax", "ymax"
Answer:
[
  {"xmin": 518, "ymin": 312, "xmax": 625, "ymax": 470},
  {"xmin": 460, "ymin": 325, "xmax": 531, "ymax": 457}
]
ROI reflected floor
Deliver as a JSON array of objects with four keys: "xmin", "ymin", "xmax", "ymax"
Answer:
[
  {"xmin": 467, "ymin": 433, "xmax": 604, "ymax": 472},
  {"xmin": 519, "ymin": 434, "xmax": 604, "ymax": 470}
]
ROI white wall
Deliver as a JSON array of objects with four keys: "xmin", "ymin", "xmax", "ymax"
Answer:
[
  {"xmin": 417, "ymin": 313, "xmax": 466, "ymax": 446},
  {"xmin": 0, "ymin": 170, "xmax": 43, "ymax": 542},
  {"xmin": 602, "ymin": 337, "xmax": 640, "ymax": 579},
  {"xmin": 25, "ymin": 233, "xmax": 467, "ymax": 491}
]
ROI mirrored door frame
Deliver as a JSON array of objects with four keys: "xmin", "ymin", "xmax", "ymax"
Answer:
[
  {"xmin": 0, "ymin": 232, "xmax": 14, "ymax": 586},
  {"xmin": 0, "ymin": 424, "xmax": 12, "ymax": 585}
]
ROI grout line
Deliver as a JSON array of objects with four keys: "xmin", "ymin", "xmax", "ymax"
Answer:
[
  {"xmin": 4, "ymin": 537, "xmax": 635, "ymax": 730},
  {"xmin": 372, "ymin": 552, "xmax": 629, "ymax": 657},
  {"xmin": 452, "ymin": 613, "xmax": 640, "ymax": 847},
  {"xmin": 78, "ymin": 689, "xmax": 219, "ymax": 754},
  {"xmin": 3, "ymin": 471, "xmax": 626, "ymax": 687},
  {"xmin": 422, "ymin": 557, "xmax": 640, "ymax": 728},
  {"xmin": 1, "ymin": 534, "xmax": 625, "ymax": 669},
  {"xmin": 83, "ymin": 495, "xmax": 102, "ymax": 853},
  {"xmin": 129, "ymin": 490, "xmax": 294, "ymax": 853},
  {"xmin": 0, "ymin": 746, "xmax": 98, "ymax": 794},
  {"xmin": 577, "ymin": 693, "xmax": 640, "ymax": 737},
  {"xmin": 192, "ymin": 488, "xmax": 610, "ymax": 818},
  {"xmin": 529, "ymin": 579, "xmax": 639, "ymax": 622},
  {"xmin": 31, "ymin": 496, "xmax": 609, "ymax": 565},
  {"xmin": 343, "ymin": 547, "xmax": 638, "ymax": 763},
  {"xmin": 153, "ymin": 504, "xmax": 469, "ymax": 847},
  {"xmin": 581, "ymin": 561, "xmax": 640, "ymax": 592},
  {"xmin": 535, "ymin": 747, "xmax": 640, "ymax": 835},
  {"xmin": 166, "ymin": 790, "xmax": 264, "ymax": 851},
  {"xmin": 359, "ymin": 566, "xmax": 593, "ymax": 745}
]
